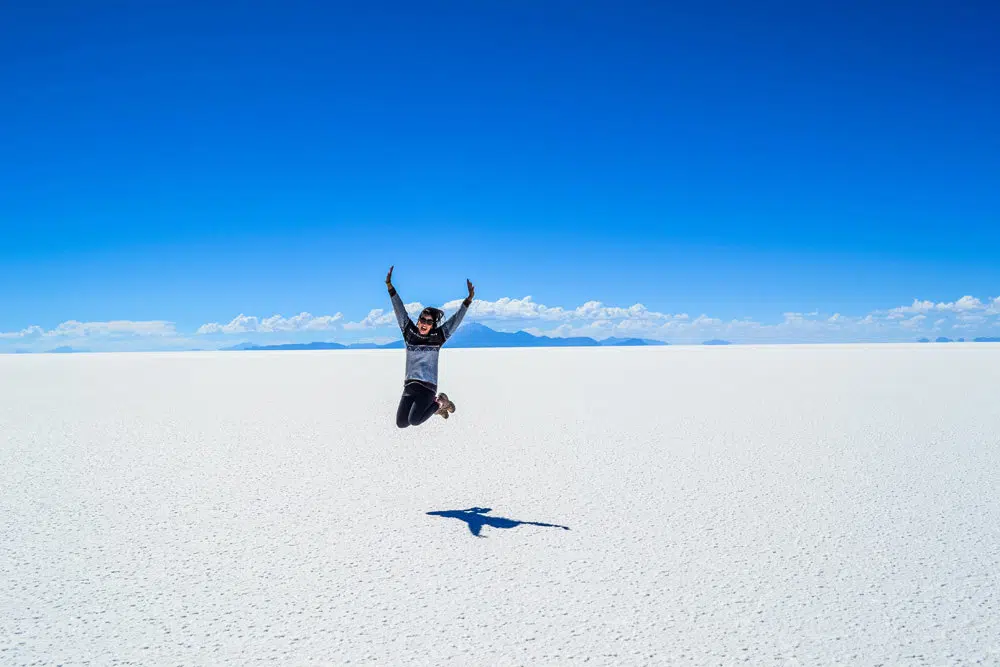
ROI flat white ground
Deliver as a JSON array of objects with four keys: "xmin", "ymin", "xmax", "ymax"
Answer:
[{"xmin": 2, "ymin": 346, "xmax": 999, "ymax": 665}]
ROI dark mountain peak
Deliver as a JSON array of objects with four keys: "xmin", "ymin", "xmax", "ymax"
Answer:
[{"xmin": 600, "ymin": 336, "xmax": 668, "ymax": 346}]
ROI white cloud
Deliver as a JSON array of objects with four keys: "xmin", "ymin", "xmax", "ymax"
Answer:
[
  {"xmin": 430, "ymin": 294, "xmax": 1000, "ymax": 343},
  {"xmin": 0, "ymin": 325, "xmax": 45, "ymax": 340},
  {"xmin": 610, "ymin": 318, "xmax": 650, "ymax": 332},
  {"xmin": 260, "ymin": 312, "xmax": 343, "ymax": 332},
  {"xmin": 342, "ymin": 303, "xmax": 423, "ymax": 330},
  {"xmin": 0, "ymin": 320, "xmax": 176, "ymax": 339},
  {"xmin": 442, "ymin": 296, "xmax": 566, "ymax": 321},
  {"xmin": 572, "ymin": 301, "xmax": 673, "ymax": 322},
  {"xmin": 8, "ymin": 293, "xmax": 1000, "ymax": 351},
  {"xmin": 0, "ymin": 320, "xmax": 181, "ymax": 355},
  {"xmin": 54, "ymin": 320, "xmax": 177, "ymax": 337},
  {"xmin": 892, "ymin": 296, "xmax": 988, "ymax": 315},
  {"xmin": 197, "ymin": 315, "xmax": 258, "ymax": 335},
  {"xmin": 342, "ymin": 309, "xmax": 395, "ymax": 331},
  {"xmin": 942, "ymin": 296, "xmax": 984, "ymax": 312},
  {"xmin": 892, "ymin": 299, "xmax": 936, "ymax": 314},
  {"xmin": 197, "ymin": 312, "xmax": 344, "ymax": 335},
  {"xmin": 686, "ymin": 315, "xmax": 723, "ymax": 328},
  {"xmin": 523, "ymin": 310, "xmax": 724, "ymax": 341},
  {"xmin": 444, "ymin": 296, "xmax": 689, "ymax": 328}
]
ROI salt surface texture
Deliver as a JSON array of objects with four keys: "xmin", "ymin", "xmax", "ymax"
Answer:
[{"xmin": 2, "ymin": 346, "xmax": 999, "ymax": 665}]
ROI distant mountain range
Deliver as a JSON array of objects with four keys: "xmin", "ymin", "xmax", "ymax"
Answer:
[
  {"xmin": 446, "ymin": 323, "xmax": 666, "ymax": 348},
  {"xmin": 223, "ymin": 341, "xmax": 351, "ymax": 351},
  {"xmin": 223, "ymin": 323, "xmax": 669, "ymax": 351},
  {"xmin": 9, "ymin": 332, "xmax": 1000, "ymax": 355}
]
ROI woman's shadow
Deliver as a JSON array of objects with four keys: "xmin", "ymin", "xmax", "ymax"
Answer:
[{"xmin": 426, "ymin": 507, "xmax": 570, "ymax": 537}]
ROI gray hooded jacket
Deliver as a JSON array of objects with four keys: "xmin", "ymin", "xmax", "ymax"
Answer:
[{"xmin": 390, "ymin": 290, "xmax": 469, "ymax": 388}]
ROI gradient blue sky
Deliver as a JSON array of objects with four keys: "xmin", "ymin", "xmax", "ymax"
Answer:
[{"xmin": 2, "ymin": 1, "xmax": 998, "ymax": 349}]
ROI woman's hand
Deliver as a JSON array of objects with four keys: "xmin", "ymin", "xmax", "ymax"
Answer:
[
  {"xmin": 465, "ymin": 278, "xmax": 475, "ymax": 304},
  {"xmin": 386, "ymin": 266, "xmax": 394, "ymax": 289}
]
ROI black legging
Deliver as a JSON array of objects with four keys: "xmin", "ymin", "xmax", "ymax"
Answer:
[{"xmin": 396, "ymin": 382, "xmax": 439, "ymax": 428}]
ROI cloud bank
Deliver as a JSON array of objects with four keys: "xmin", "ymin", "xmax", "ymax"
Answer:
[
  {"xmin": 196, "ymin": 312, "xmax": 344, "ymax": 335},
  {"xmin": 449, "ymin": 295, "xmax": 1000, "ymax": 343},
  {"xmin": 3, "ymin": 296, "xmax": 1000, "ymax": 352},
  {"xmin": 185, "ymin": 294, "xmax": 1000, "ymax": 344},
  {"xmin": 0, "ymin": 320, "xmax": 176, "ymax": 340}
]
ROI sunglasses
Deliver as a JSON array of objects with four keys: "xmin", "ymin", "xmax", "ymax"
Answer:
[{"xmin": 418, "ymin": 316, "xmax": 436, "ymax": 325}]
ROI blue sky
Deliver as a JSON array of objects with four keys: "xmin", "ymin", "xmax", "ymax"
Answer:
[{"xmin": 2, "ymin": 1, "xmax": 998, "ymax": 350}]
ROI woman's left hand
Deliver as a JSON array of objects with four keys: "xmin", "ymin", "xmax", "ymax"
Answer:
[{"xmin": 466, "ymin": 279, "xmax": 475, "ymax": 301}]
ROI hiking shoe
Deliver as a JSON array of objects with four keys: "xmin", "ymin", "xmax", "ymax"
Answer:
[{"xmin": 437, "ymin": 393, "xmax": 456, "ymax": 414}]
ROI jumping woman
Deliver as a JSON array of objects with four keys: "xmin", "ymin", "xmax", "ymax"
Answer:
[{"xmin": 386, "ymin": 266, "xmax": 474, "ymax": 428}]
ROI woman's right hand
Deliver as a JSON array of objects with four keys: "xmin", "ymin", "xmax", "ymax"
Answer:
[{"xmin": 386, "ymin": 265, "xmax": 394, "ymax": 288}]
